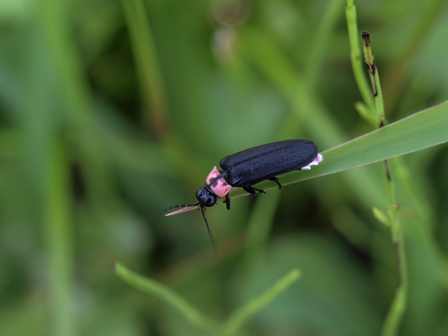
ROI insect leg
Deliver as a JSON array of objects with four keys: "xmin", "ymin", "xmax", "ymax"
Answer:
[
  {"xmin": 225, "ymin": 194, "xmax": 231, "ymax": 210},
  {"xmin": 252, "ymin": 187, "xmax": 266, "ymax": 193},
  {"xmin": 243, "ymin": 186, "xmax": 265, "ymax": 195},
  {"xmin": 243, "ymin": 186, "xmax": 256, "ymax": 196},
  {"xmin": 268, "ymin": 176, "xmax": 282, "ymax": 189}
]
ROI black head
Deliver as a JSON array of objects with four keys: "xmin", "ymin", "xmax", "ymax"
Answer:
[
  {"xmin": 196, "ymin": 187, "xmax": 217, "ymax": 207},
  {"xmin": 165, "ymin": 189, "xmax": 217, "ymax": 256}
]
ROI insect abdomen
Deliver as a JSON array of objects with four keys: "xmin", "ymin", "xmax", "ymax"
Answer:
[{"xmin": 220, "ymin": 139, "xmax": 318, "ymax": 187}]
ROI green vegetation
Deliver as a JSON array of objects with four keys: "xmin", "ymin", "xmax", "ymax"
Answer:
[{"xmin": 1, "ymin": 0, "xmax": 448, "ymax": 335}]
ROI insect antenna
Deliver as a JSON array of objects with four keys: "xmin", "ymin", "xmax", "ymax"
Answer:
[
  {"xmin": 200, "ymin": 205, "xmax": 218, "ymax": 257},
  {"xmin": 163, "ymin": 202, "xmax": 200, "ymax": 217}
]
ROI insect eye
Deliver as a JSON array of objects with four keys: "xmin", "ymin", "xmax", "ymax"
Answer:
[
  {"xmin": 204, "ymin": 195, "xmax": 216, "ymax": 207},
  {"xmin": 196, "ymin": 188, "xmax": 217, "ymax": 207}
]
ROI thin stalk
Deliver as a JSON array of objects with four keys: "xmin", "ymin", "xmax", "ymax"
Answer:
[
  {"xmin": 345, "ymin": 1, "xmax": 376, "ymax": 114},
  {"xmin": 370, "ymin": 37, "xmax": 407, "ymax": 336},
  {"xmin": 353, "ymin": 18, "xmax": 408, "ymax": 336},
  {"xmin": 361, "ymin": 31, "xmax": 384, "ymax": 125},
  {"xmin": 381, "ymin": 161, "xmax": 408, "ymax": 336},
  {"xmin": 374, "ymin": 70, "xmax": 385, "ymax": 124}
]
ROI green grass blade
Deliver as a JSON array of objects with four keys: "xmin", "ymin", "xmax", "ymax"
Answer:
[
  {"xmin": 112, "ymin": 262, "xmax": 218, "ymax": 333},
  {"xmin": 304, "ymin": 0, "xmax": 346, "ymax": 91},
  {"xmin": 227, "ymin": 100, "xmax": 448, "ymax": 199},
  {"xmin": 222, "ymin": 269, "xmax": 301, "ymax": 336},
  {"xmin": 43, "ymin": 142, "xmax": 74, "ymax": 336},
  {"xmin": 37, "ymin": 0, "xmax": 114, "ymax": 205},
  {"xmin": 121, "ymin": 0, "xmax": 169, "ymax": 137}
]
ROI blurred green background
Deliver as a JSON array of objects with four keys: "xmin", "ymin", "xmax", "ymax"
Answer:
[{"xmin": 1, "ymin": 0, "xmax": 448, "ymax": 335}]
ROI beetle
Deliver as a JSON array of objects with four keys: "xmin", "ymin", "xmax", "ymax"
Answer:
[{"xmin": 165, "ymin": 139, "xmax": 323, "ymax": 253}]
